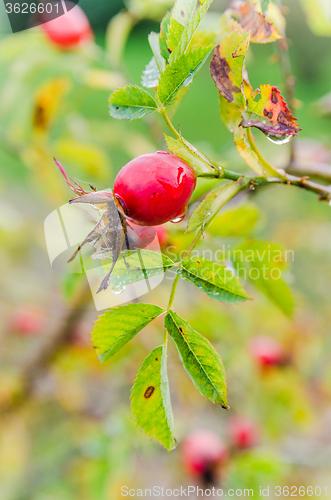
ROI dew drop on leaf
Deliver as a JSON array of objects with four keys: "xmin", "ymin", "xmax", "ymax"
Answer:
[
  {"xmin": 112, "ymin": 285, "xmax": 126, "ymax": 295},
  {"xmin": 266, "ymin": 134, "xmax": 293, "ymax": 145}
]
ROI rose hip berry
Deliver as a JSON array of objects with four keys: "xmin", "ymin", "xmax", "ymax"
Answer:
[
  {"xmin": 248, "ymin": 336, "xmax": 287, "ymax": 369},
  {"xmin": 113, "ymin": 152, "xmax": 196, "ymax": 226},
  {"xmin": 41, "ymin": 2, "xmax": 93, "ymax": 49},
  {"xmin": 181, "ymin": 430, "xmax": 228, "ymax": 478},
  {"xmin": 229, "ymin": 415, "xmax": 260, "ymax": 450},
  {"xmin": 126, "ymin": 222, "xmax": 168, "ymax": 249}
]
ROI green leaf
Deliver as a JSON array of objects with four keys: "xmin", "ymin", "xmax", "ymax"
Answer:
[
  {"xmin": 210, "ymin": 30, "xmax": 250, "ymax": 108},
  {"xmin": 187, "ymin": 177, "xmax": 247, "ymax": 232},
  {"xmin": 164, "ymin": 133, "xmax": 220, "ymax": 177},
  {"xmin": 91, "ymin": 304, "xmax": 165, "ymax": 363},
  {"xmin": 179, "ymin": 256, "xmax": 250, "ymax": 303},
  {"xmin": 104, "ymin": 250, "xmax": 175, "ymax": 289},
  {"xmin": 167, "ymin": 17, "xmax": 185, "ymax": 54},
  {"xmin": 208, "ymin": 203, "xmax": 261, "ymax": 237},
  {"xmin": 233, "ymin": 131, "xmax": 265, "ymax": 177},
  {"xmin": 164, "ymin": 311, "xmax": 228, "ymax": 407},
  {"xmin": 158, "ymin": 46, "xmax": 213, "ymax": 106},
  {"xmin": 171, "ymin": 0, "xmax": 197, "ymax": 26},
  {"xmin": 131, "ymin": 345, "xmax": 176, "ymax": 451},
  {"xmin": 109, "ymin": 84, "xmax": 158, "ymax": 120},
  {"xmin": 148, "ymin": 31, "xmax": 165, "ymax": 72},
  {"xmin": 170, "ymin": 0, "xmax": 214, "ymax": 60},
  {"xmin": 159, "ymin": 11, "xmax": 172, "ymax": 61},
  {"xmin": 232, "ymin": 240, "xmax": 295, "ymax": 317},
  {"xmin": 141, "ymin": 57, "xmax": 160, "ymax": 88}
]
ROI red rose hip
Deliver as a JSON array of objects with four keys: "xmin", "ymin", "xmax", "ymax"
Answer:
[
  {"xmin": 126, "ymin": 222, "xmax": 168, "ymax": 249},
  {"xmin": 41, "ymin": 2, "xmax": 93, "ymax": 49},
  {"xmin": 113, "ymin": 152, "xmax": 197, "ymax": 226},
  {"xmin": 181, "ymin": 429, "xmax": 228, "ymax": 476},
  {"xmin": 248, "ymin": 336, "xmax": 287, "ymax": 369},
  {"xmin": 229, "ymin": 415, "xmax": 260, "ymax": 450}
]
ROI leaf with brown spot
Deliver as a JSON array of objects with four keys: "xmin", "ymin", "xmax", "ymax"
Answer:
[
  {"xmin": 227, "ymin": 1, "xmax": 282, "ymax": 44},
  {"xmin": 131, "ymin": 346, "xmax": 177, "ymax": 451},
  {"xmin": 241, "ymin": 84, "xmax": 301, "ymax": 138},
  {"xmin": 210, "ymin": 30, "xmax": 250, "ymax": 108}
]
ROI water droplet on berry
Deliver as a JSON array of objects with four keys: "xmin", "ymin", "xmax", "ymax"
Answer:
[
  {"xmin": 266, "ymin": 133, "xmax": 293, "ymax": 145},
  {"xmin": 170, "ymin": 215, "xmax": 185, "ymax": 223}
]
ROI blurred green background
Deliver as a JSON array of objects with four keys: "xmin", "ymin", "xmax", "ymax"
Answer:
[{"xmin": 1, "ymin": 0, "xmax": 331, "ymax": 498}]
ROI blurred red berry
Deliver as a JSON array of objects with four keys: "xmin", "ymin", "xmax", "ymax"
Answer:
[
  {"xmin": 114, "ymin": 152, "xmax": 196, "ymax": 226},
  {"xmin": 228, "ymin": 415, "xmax": 260, "ymax": 450},
  {"xmin": 182, "ymin": 429, "xmax": 228, "ymax": 477},
  {"xmin": 126, "ymin": 222, "xmax": 169, "ymax": 250},
  {"xmin": 41, "ymin": 2, "xmax": 93, "ymax": 49},
  {"xmin": 248, "ymin": 336, "xmax": 286, "ymax": 368},
  {"xmin": 10, "ymin": 307, "xmax": 45, "ymax": 335},
  {"xmin": 155, "ymin": 224, "xmax": 168, "ymax": 247}
]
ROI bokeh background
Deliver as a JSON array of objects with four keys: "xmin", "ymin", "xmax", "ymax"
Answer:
[{"xmin": 1, "ymin": 0, "xmax": 331, "ymax": 498}]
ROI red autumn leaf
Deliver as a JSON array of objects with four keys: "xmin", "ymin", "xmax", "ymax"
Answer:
[{"xmin": 240, "ymin": 84, "xmax": 301, "ymax": 138}]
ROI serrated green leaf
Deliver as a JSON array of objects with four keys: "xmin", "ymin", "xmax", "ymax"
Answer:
[
  {"xmin": 179, "ymin": 256, "xmax": 250, "ymax": 303},
  {"xmin": 131, "ymin": 345, "xmax": 176, "ymax": 451},
  {"xmin": 91, "ymin": 304, "xmax": 165, "ymax": 363},
  {"xmin": 187, "ymin": 177, "xmax": 247, "ymax": 232},
  {"xmin": 164, "ymin": 311, "xmax": 228, "ymax": 407},
  {"xmin": 232, "ymin": 240, "xmax": 295, "ymax": 317},
  {"xmin": 210, "ymin": 30, "xmax": 250, "ymax": 108},
  {"xmin": 160, "ymin": 11, "xmax": 172, "ymax": 61},
  {"xmin": 148, "ymin": 31, "xmax": 165, "ymax": 72},
  {"xmin": 158, "ymin": 46, "xmax": 213, "ymax": 106},
  {"xmin": 208, "ymin": 203, "xmax": 261, "ymax": 237},
  {"xmin": 164, "ymin": 134, "xmax": 219, "ymax": 177},
  {"xmin": 109, "ymin": 84, "xmax": 158, "ymax": 120},
  {"xmin": 141, "ymin": 57, "xmax": 160, "ymax": 88},
  {"xmin": 104, "ymin": 250, "xmax": 175, "ymax": 288},
  {"xmin": 170, "ymin": 0, "xmax": 214, "ymax": 60},
  {"xmin": 167, "ymin": 17, "xmax": 185, "ymax": 53}
]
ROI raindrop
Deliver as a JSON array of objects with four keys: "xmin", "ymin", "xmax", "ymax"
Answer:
[
  {"xmin": 183, "ymin": 72, "xmax": 194, "ymax": 87},
  {"xmin": 170, "ymin": 214, "xmax": 185, "ymax": 223},
  {"xmin": 112, "ymin": 285, "xmax": 126, "ymax": 295},
  {"xmin": 266, "ymin": 134, "xmax": 293, "ymax": 145}
]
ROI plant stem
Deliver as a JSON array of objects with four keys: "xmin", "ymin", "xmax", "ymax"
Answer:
[
  {"xmin": 166, "ymin": 229, "xmax": 203, "ymax": 312},
  {"xmin": 246, "ymin": 128, "xmax": 287, "ymax": 180},
  {"xmin": 160, "ymin": 107, "xmax": 180, "ymax": 138},
  {"xmin": 163, "ymin": 229, "xmax": 203, "ymax": 348}
]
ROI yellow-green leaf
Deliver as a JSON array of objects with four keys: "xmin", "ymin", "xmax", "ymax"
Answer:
[{"xmin": 131, "ymin": 346, "xmax": 177, "ymax": 451}]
